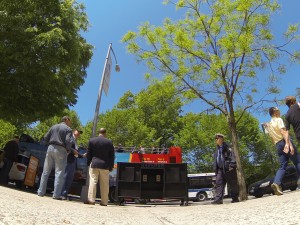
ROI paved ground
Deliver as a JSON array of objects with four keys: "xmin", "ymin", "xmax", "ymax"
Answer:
[{"xmin": 0, "ymin": 185, "xmax": 299, "ymax": 225}]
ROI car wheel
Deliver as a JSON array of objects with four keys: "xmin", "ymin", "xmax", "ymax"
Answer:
[
  {"xmin": 15, "ymin": 181, "xmax": 23, "ymax": 189},
  {"xmin": 109, "ymin": 186, "xmax": 117, "ymax": 203},
  {"xmin": 196, "ymin": 192, "xmax": 207, "ymax": 201},
  {"xmin": 254, "ymin": 193, "xmax": 263, "ymax": 198},
  {"xmin": 290, "ymin": 187, "xmax": 297, "ymax": 191}
]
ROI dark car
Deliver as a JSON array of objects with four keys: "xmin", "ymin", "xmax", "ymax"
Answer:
[{"xmin": 248, "ymin": 165, "xmax": 298, "ymax": 198}]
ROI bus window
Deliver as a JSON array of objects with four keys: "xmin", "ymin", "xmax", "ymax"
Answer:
[
  {"xmin": 187, "ymin": 173, "xmax": 215, "ymax": 202},
  {"xmin": 188, "ymin": 173, "xmax": 215, "ymax": 189}
]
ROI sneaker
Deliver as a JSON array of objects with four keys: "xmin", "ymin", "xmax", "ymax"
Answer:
[
  {"xmin": 271, "ymin": 183, "xmax": 283, "ymax": 195},
  {"xmin": 231, "ymin": 199, "xmax": 239, "ymax": 203},
  {"xmin": 84, "ymin": 200, "xmax": 95, "ymax": 205},
  {"xmin": 61, "ymin": 196, "xmax": 67, "ymax": 200}
]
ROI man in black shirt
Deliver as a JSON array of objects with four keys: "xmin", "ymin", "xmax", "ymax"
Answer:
[
  {"xmin": 285, "ymin": 96, "xmax": 300, "ymax": 142},
  {"xmin": 0, "ymin": 136, "xmax": 19, "ymax": 185},
  {"xmin": 285, "ymin": 96, "xmax": 300, "ymax": 189}
]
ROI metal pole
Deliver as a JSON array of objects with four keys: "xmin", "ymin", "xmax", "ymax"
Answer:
[
  {"xmin": 80, "ymin": 43, "xmax": 112, "ymax": 202},
  {"xmin": 91, "ymin": 43, "xmax": 112, "ymax": 138}
]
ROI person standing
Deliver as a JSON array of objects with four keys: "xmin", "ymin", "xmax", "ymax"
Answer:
[
  {"xmin": 0, "ymin": 136, "xmax": 19, "ymax": 185},
  {"xmin": 285, "ymin": 96, "xmax": 300, "ymax": 142},
  {"xmin": 263, "ymin": 107, "xmax": 300, "ymax": 194},
  {"xmin": 285, "ymin": 96, "xmax": 300, "ymax": 189},
  {"xmin": 116, "ymin": 144, "xmax": 124, "ymax": 153},
  {"xmin": 85, "ymin": 128, "xmax": 115, "ymax": 206},
  {"xmin": 37, "ymin": 116, "xmax": 73, "ymax": 200},
  {"xmin": 212, "ymin": 133, "xmax": 239, "ymax": 204},
  {"xmin": 61, "ymin": 128, "xmax": 86, "ymax": 200}
]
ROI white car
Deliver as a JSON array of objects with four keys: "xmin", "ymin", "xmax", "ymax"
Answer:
[
  {"xmin": 10, "ymin": 153, "xmax": 31, "ymax": 186},
  {"xmin": 0, "ymin": 151, "xmax": 38, "ymax": 188},
  {"xmin": 188, "ymin": 187, "xmax": 214, "ymax": 201}
]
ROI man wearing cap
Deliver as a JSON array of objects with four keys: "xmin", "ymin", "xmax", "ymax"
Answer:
[
  {"xmin": 61, "ymin": 128, "xmax": 86, "ymax": 200},
  {"xmin": 37, "ymin": 116, "xmax": 73, "ymax": 200},
  {"xmin": 85, "ymin": 128, "xmax": 115, "ymax": 206},
  {"xmin": 0, "ymin": 136, "xmax": 19, "ymax": 185},
  {"xmin": 212, "ymin": 133, "xmax": 239, "ymax": 204},
  {"xmin": 263, "ymin": 107, "xmax": 300, "ymax": 194}
]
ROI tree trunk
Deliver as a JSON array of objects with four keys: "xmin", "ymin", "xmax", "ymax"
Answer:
[{"xmin": 229, "ymin": 121, "xmax": 248, "ymax": 201}]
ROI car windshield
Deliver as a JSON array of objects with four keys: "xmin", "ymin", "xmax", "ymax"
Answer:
[{"xmin": 17, "ymin": 155, "xmax": 30, "ymax": 165}]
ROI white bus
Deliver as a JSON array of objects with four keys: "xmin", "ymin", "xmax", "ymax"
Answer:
[
  {"xmin": 188, "ymin": 173, "xmax": 215, "ymax": 201},
  {"xmin": 188, "ymin": 173, "xmax": 229, "ymax": 202}
]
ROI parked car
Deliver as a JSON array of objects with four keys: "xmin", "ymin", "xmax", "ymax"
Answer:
[
  {"xmin": 0, "ymin": 151, "xmax": 38, "ymax": 188},
  {"xmin": 248, "ymin": 165, "xmax": 298, "ymax": 198}
]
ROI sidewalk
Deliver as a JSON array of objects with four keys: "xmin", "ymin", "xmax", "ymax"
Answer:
[{"xmin": 0, "ymin": 185, "xmax": 299, "ymax": 225}]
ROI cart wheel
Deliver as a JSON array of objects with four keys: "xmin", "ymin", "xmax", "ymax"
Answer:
[
  {"xmin": 109, "ymin": 186, "xmax": 117, "ymax": 203},
  {"xmin": 118, "ymin": 198, "xmax": 125, "ymax": 206},
  {"xmin": 180, "ymin": 199, "xmax": 189, "ymax": 206},
  {"xmin": 16, "ymin": 181, "xmax": 23, "ymax": 189},
  {"xmin": 180, "ymin": 200, "xmax": 184, "ymax": 206}
]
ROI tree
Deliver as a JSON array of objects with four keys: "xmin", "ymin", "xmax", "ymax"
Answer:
[
  {"xmin": 173, "ymin": 111, "xmax": 271, "ymax": 185},
  {"xmin": 85, "ymin": 78, "xmax": 183, "ymax": 148},
  {"xmin": 0, "ymin": 0, "xmax": 93, "ymax": 124},
  {"xmin": 235, "ymin": 111, "xmax": 276, "ymax": 185},
  {"xmin": 122, "ymin": 0, "xmax": 300, "ymax": 200},
  {"xmin": 133, "ymin": 77, "xmax": 183, "ymax": 146},
  {"xmin": 100, "ymin": 109, "xmax": 156, "ymax": 148},
  {"xmin": 0, "ymin": 119, "xmax": 17, "ymax": 148},
  {"xmin": 25, "ymin": 109, "xmax": 82, "ymax": 142},
  {"xmin": 173, "ymin": 112, "xmax": 228, "ymax": 173}
]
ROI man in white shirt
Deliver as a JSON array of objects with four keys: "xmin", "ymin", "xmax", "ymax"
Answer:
[{"xmin": 264, "ymin": 107, "xmax": 300, "ymax": 195}]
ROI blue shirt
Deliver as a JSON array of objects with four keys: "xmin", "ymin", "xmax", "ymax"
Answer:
[{"xmin": 44, "ymin": 122, "xmax": 73, "ymax": 151}]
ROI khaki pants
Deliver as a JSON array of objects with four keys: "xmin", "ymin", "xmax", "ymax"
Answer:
[{"xmin": 88, "ymin": 168, "xmax": 110, "ymax": 205}]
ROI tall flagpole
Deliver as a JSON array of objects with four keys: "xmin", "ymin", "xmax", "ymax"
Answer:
[
  {"xmin": 80, "ymin": 43, "xmax": 120, "ymax": 202},
  {"xmin": 91, "ymin": 43, "xmax": 112, "ymax": 138}
]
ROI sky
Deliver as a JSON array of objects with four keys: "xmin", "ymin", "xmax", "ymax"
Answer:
[{"xmin": 72, "ymin": 0, "xmax": 300, "ymax": 126}]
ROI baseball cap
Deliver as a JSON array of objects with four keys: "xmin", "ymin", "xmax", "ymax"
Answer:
[{"xmin": 215, "ymin": 133, "xmax": 225, "ymax": 139}]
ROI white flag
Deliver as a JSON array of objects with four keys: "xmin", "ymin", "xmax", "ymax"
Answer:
[{"xmin": 103, "ymin": 53, "xmax": 112, "ymax": 96}]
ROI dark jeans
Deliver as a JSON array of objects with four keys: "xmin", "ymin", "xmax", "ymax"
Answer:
[
  {"xmin": 214, "ymin": 168, "xmax": 239, "ymax": 202},
  {"xmin": 274, "ymin": 139, "xmax": 300, "ymax": 185},
  {"xmin": 61, "ymin": 160, "xmax": 76, "ymax": 197},
  {"xmin": 0, "ymin": 158, "xmax": 13, "ymax": 184}
]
